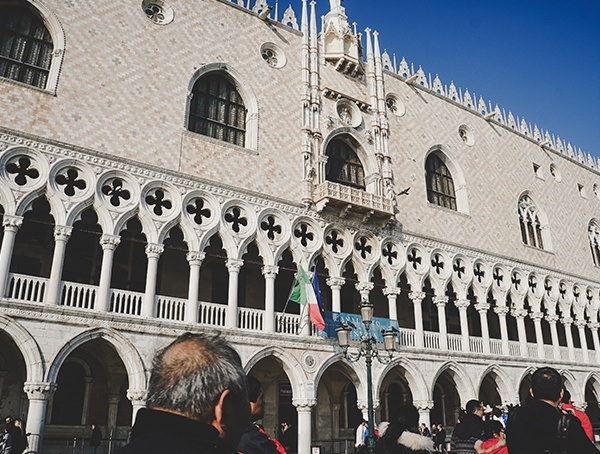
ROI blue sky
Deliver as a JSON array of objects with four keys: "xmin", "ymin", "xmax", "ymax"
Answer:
[{"xmin": 283, "ymin": 0, "xmax": 600, "ymax": 157}]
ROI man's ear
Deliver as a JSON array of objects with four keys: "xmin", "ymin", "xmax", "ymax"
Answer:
[
  {"xmin": 211, "ymin": 389, "xmax": 231, "ymax": 438},
  {"xmin": 529, "ymin": 387, "xmax": 534, "ymax": 397}
]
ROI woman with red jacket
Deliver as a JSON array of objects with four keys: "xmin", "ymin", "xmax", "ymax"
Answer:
[{"xmin": 474, "ymin": 421, "xmax": 507, "ymax": 454}]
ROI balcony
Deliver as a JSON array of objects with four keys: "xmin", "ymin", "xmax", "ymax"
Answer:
[
  {"xmin": 313, "ymin": 181, "xmax": 395, "ymax": 220},
  {"xmin": 4, "ymin": 273, "xmax": 594, "ymax": 364}
]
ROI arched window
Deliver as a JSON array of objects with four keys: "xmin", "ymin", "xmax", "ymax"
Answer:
[
  {"xmin": 325, "ymin": 138, "xmax": 365, "ymax": 189},
  {"xmin": 518, "ymin": 195, "xmax": 544, "ymax": 249},
  {"xmin": 589, "ymin": 221, "xmax": 600, "ymax": 266},
  {"xmin": 0, "ymin": 3, "xmax": 53, "ymax": 89},
  {"xmin": 188, "ymin": 73, "xmax": 247, "ymax": 147},
  {"xmin": 425, "ymin": 153, "xmax": 456, "ymax": 210}
]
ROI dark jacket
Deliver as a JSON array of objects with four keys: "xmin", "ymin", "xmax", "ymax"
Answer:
[
  {"xmin": 375, "ymin": 430, "xmax": 435, "ymax": 454},
  {"xmin": 451, "ymin": 414, "xmax": 484, "ymax": 454},
  {"xmin": 117, "ymin": 408, "xmax": 238, "ymax": 454},
  {"xmin": 434, "ymin": 428, "xmax": 446, "ymax": 447},
  {"xmin": 506, "ymin": 398, "xmax": 598, "ymax": 454},
  {"xmin": 237, "ymin": 424, "xmax": 279, "ymax": 454}
]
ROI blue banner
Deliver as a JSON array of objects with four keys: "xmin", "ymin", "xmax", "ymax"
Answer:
[{"xmin": 321, "ymin": 311, "xmax": 400, "ymax": 343}]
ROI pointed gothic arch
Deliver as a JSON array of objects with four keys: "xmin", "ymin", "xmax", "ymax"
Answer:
[{"xmin": 424, "ymin": 146, "xmax": 469, "ymax": 214}]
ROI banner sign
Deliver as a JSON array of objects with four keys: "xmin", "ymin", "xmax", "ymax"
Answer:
[{"xmin": 321, "ymin": 311, "xmax": 400, "ymax": 343}]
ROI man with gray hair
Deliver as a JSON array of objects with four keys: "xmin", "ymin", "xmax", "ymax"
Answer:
[{"xmin": 118, "ymin": 332, "xmax": 250, "ymax": 454}]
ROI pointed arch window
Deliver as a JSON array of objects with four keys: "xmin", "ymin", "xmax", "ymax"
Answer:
[
  {"xmin": 425, "ymin": 153, "xmax": 456, "ymax": 210},
  {"xmin": 589, "ymin": 221, "xmax": 600, "ymax": 266},
  {"xmin": 518, "ymin": 195, "xmax": 544, "ymax": 249},
  {"xmin": 188, "ymin": 73, "xmax": 247, "ymax": 147},
  {"xmin": 0, "ymin": 3, "xmax": 54, "ymax": 89},
  {"xmin": 325, "ymin": 138, "xmax": 365, "ymax": 189}
]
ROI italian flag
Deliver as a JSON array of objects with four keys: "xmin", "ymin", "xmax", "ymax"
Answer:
[{"xmin": 290, "ymin": 266, "xmax": 326, "ymax": 331}]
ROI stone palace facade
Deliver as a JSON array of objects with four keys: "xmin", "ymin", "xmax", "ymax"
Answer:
[{"xmin": 1, "ymin": 0, "xmax": 600, "ymax": 453}]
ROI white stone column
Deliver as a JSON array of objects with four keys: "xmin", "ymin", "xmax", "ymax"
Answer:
[
  {"xmin": 262, "ymin": 265, "xmax": 278, "ymax": 332},
  {"xmin": 589, "ymin": 321, "xmax": 600, "ymax": 364},
  {"xmin": 96, "ymin": 234, "xmax": 121, "ymax": 312},
  {"xmin": 327, "ymin": 277, "xmax": 344, "ymax": 313},
  {"xmin": 494, "ymin": 305, "xmax": 510, "ymax": 356},
  {"xmin": 107, "ymin": 394, "xmax": 121, "ymax": 434},
  {"xmin": 563, "ymin": 317, "xmax": 576, "ymax": 361},
  {"xmin": 24, "ymin": 381, "xmax": 57, "ymax": 454},
  {"xmin": 409, "ymin": 291, "xmax": 425, "ymax": 348},
  {"xmin": 514, "ymin": 309, "xmax": 529, "ymax": 357},
  {"xmin": 546, "ymin": 315, "xmax": 561, "ymax": 360},
  {"xmin": 294, "ymin": 399, "xmax": 315, "ymax": 454},
  {"xmin": 414, "ymin": 400, "xmax": 434, "ymax": 428},
  {"xmin": 127, "ymin": 389, "xmax": 147, "ymax": 424},
  {"xmin": 475, "ymin": 303, "xmax": 491, "ymax": 354},
  {"xmin": 455, "ymin": 299, "xmax": 470, "ymax": 352},
  {"xmin": 0, "ymin": 215, "xmax": 23, "ymax": 297},
  {"xmin": 383, "ymin": 287, "xmax": 401, "ymax": 321},
  {"xmin": 433, "ymin": 296, "xmax": 449, "ymax": 350},
  {"xmin": 226, "ymin": 259, "xmax": 243, "ymax": 329},
  {"xmin": 45, "ymin": 225, "xmax": 72, "ymax": 305},
  {"xmin": 186, "ymin": 251, "xmax": 205, "ymax": 323},
  {"xmin": 142, "ymin": 243, "xmax": 163, "ymax": 318},
  {"xmin": 81, "ymin": 377, "xmax": 93, "ymax": 425},
  {"xmin": 531, "ymin": 312, "xmax": 546, "ymax": 359},
  {"xmin": 576, "ymin": 319, "xmax": 589, "ymax": 363}
]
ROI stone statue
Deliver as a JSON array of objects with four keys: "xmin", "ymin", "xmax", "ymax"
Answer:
[{"xmin": 329, "ymin": 0, "xmax": 342, "ymax": 11}]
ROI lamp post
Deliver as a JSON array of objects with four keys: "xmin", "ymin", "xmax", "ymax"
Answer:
[{"xmin": 336, "ymin": 299, "xmax": 398, "ymax": 454}]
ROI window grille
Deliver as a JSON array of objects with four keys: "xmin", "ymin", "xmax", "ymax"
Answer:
[
  {"xmin": 0, "ymin": 4, "xmax": 53, "ymax": 89},
  {"xmin": 325, "ymin": 139, "xmax": 365, "ymax": 189},
  {"xmin": 425, "ymin": 153, "xmax": 457, "ymax": 210},
  {"xmin": 188, "ymin": 74, "xmax": 247, "ymax": 147}
]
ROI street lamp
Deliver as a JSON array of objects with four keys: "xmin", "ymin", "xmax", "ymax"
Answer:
[{"xmin": 336, "ymin": 299, "xmax": 399, "ymax": 454}]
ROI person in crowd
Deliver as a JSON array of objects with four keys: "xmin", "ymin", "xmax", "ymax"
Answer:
[
  {"xmin": 561, "ymin": 389, "xmax": 594, "ymax": 441},
  {"xmin": 238, "ymin": 375, "xmax": 286, "ymax": 454},
  {"xmin": 374, "ymin": 404, "xmax": 434, "ymax": 454},
  {"xmin": 450, "ymin": 400, "xmax": 485, "ymax": 454},
  {"xmin": 117, "ymin": 332, "xmax": 250, "ymax": 454},
  {"xmin": 355, "ymin": 420, "xmax": 368, "ymax": 454},
  {"xmin": 378, "ymin": 422, "xmax": 390, "ymax": 439},
  {"xmin": 474, "ymin": 420, "xmax": 507, "ymax": 454},
  {"xmin": 1, "ymin": 427, "xmax": 12, "ymax": 454},
  {"xmin": 278, "ymin": 421, "xmax": 294, "ymax": 454},
  {"xmin": 90, "ymin": 423, "xmax": 102, "ymax": 454},
  {"xmin": 420, "ymin": 424, "xmax": 431, "ymax": 438},
  {"xmin": 505, "ymin": 366, "xmax": 598, "ymax": 453},
  {"xmin": 9, "ymin": 420, "xmax": 25, "ymax": 454},
  {"xmin": 434, "ymin": 424, "xmax": 446, "ymax": 453}
]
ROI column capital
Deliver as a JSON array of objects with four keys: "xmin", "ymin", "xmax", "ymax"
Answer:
[
  {"xmin": 454, "ymin": 298, "xmax": 470, "ymax": 310},
  {"xmin": 145, "ymin": 243, "xmax": 164, "ymax": 258},
  {"xmin": 100, "ymin": 234, "xmax": 121, "ymax": 250},
  {"xmin": 546, "ymin": 314, "xmax": 559, "ymax": 323},
  {"xmin": 292, "ymin": 398, "xmax": 317, "ymax": 410},
  {"xmin": 494, "ymin": 305, "xmax": 510, "ymax": 316},
  {"xmin": 186, "ymin": 251, "xmax": 206, "ymax": 265},
  {"xmin": 108, "ymin": 394, "xmax": 121, "ymax": 405},
  {"xmin": 588, "ymin": 321, "xmax": 600, "ymax": 330},
  {"xmin": 23, "ymin": 382, "xmax": 57, "ymax": 400},
  {"xmin": 355, "ymin": 281, "xmax": 374, "ymax": 294},
  {"xmin": 413, "ymin": 400, "xmax": 434, "ymax": 412},
  {"xmin": 474, "ymin": 303, "xmax": 490, "ymax": 313},
  {"xmin": 262, "ymin": 265, "xmax": 279, "ymax": 278},
  {"xmin": 409, "ymin": 291, "xmax": 426, "ymax": 303},
  {"xmin": 530, "ymin": 311, "xmax": 544, "ymax": 321},
  {"xmin": 127, "ymin": 388, "xmax": 147, "ymax": 405},
  {"xmin": 512, "ymin": 308, "xmax": 528, "ymax": 319},
  {"xmin": 575, "ymin": 319, "xmax": 588, "ymax": 329},
  {"xmin": 383, "ymin": 287, "xmax": 401, "ymax": 297},
  {"xmin": 433, "ymin": 296, "xmax": 449, "ymax": 307},
  {"xmin": 326, "ymin": 276, "xmax": 345, "ymax": 288},
  {"xmin": 226, "ymin": 258, "xmax": 244, "ymax": 273},
  {"xmin": 561, "ymin": 317, "xmax": 573, "ymax": 326},
  {"xmin": 2, "ymin": 214, "xmax": 23, "ymax": 230},
  {"xmin": 54, "ymin": 225, "xmax": 73, "ymax": 241}
]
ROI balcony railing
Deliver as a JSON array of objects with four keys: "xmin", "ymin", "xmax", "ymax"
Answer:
[
  {"xmin": 313, "ymin": 181, "xmax": 395, "ymax": 218},
  {"xmin": 3, "ymin": 273, "xmax": 596, "ymax": 364}
]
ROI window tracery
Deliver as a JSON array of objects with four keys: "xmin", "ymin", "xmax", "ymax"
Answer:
[
  {"xmin": 518, "ymin": 195, "xmax": 545, "ymax": 249},
  {"xmin": 589, "ymin": 221, "xmax": 600, "ymax": 266}
]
